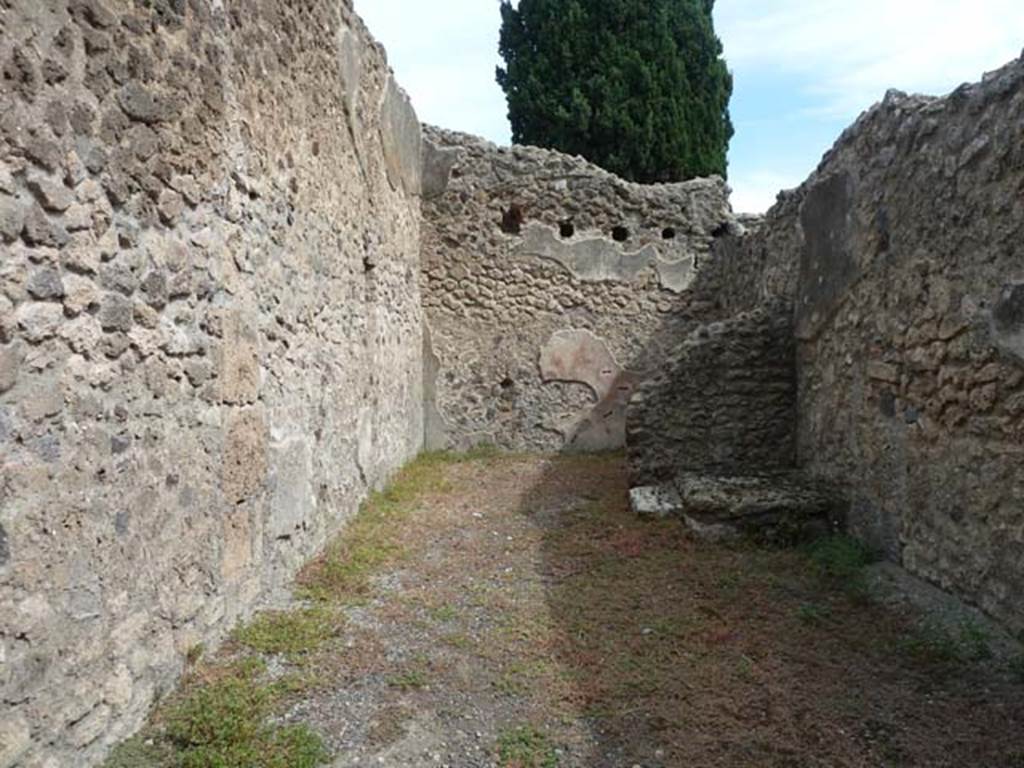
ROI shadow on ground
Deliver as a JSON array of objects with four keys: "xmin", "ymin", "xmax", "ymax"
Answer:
[{"xmin": 516, "ymin": 453, "xmax": 1024, "ymax": 767}]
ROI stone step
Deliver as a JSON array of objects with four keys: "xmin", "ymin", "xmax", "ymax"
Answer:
[{"xmin": 631, "ymin": 471, "xmax": 844, "ymax": 543}]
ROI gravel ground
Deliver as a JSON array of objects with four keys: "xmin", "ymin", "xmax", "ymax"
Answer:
[{"xmin": 264, "ymin": 453, "xmax": 1024, "ymax": 767}]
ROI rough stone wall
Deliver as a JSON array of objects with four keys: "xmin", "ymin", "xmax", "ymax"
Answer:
[
  {"xmin": 704, "ymin": 201, "xmax": 801, "ymax": 315},
  {"xmin": 755, "ymin": 55, "xmax": 1024, "ymax": 632},
  {"xmin": 420, "ymin": 127, "xmax": 735, "ymax": 452},
  {"xmin": 0, "ymin": 2, "xmax": 423, "ymax": 765},
  {"xmin": 627, "ymin": 300, "xmax": 796, "ymax": 484}
]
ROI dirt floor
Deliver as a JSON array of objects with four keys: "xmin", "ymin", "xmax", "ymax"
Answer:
[{"xmin": 113, "ymin": 452, "xmax": 1024, "ymax": 767}]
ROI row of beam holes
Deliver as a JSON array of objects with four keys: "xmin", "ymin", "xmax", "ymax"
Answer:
[
  {"xmin": 558, "ymin": 221, "xmax": 677, "ymax": 242},
  {"xmin": 503, "ymin": 207, "xmax": 679, "ymax": 242}
]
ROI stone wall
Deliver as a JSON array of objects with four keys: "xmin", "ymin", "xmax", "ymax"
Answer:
[
  {"xmin": 627, "ymin": 300, "xmax": 796, "ymax": 484},
  {"xmin": 704, "ymin": 201, "xmax": 801, "ymax": 315},
  {"xmin": 0, "ymin": 2, "xmax": 424, "ymax": 765},
  {"xmin": 420, "ymin": 127, "xmax": 736, "ymax": 452},
  {"xmin": 748, "ymin": 55, "xmax": 1024, "ymax": 633}
]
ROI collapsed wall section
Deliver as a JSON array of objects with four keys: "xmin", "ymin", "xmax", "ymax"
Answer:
[
  {"xmin": 0, "ymin": 1, "xmax": 423, "ymax": 764},
  {"xmin": 754, "ymin": 56, "xmax": 1024, "ymax": 632},
  {"xmin": 420, "ymin": 127, "xmax": 735, "ymax": 452}
]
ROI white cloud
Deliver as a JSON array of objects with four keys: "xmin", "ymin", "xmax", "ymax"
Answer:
[
  {"xmin": 715, "ymin": 0, "xmax": 1024, "ymax": 119},
  {"xmin": 727, "ymin": 170, "xmax": 794, "ymax": 214}
]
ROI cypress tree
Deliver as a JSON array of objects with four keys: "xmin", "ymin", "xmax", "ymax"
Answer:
[{"xmin": 496, "ymin": 0, "xmax": 733, "ymax": 182}]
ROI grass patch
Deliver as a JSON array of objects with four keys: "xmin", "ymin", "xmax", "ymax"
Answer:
[
  {"xmin": 452, "ymin": 442, "xmax": 504, "ymax": 462},
  {"xmin": 958, "ymin": 620, "xmax": 994, "ymax": 661},
  {"xmin": 807, "ymin": 535, "xmax": 876, "ymax": 580},
  {"xmin": 297, "ymin": 452, "xmax": 452, "ymax": 603},
  {"xmin": 736, "ymin": 654, "xmax": 757, "ymax": 681},
  {"xmin": 797, "ymin": 602, "xmax": 833, "ymax": 625},
  {"xmin": 900, "ymin": 619, "xmax": 993, "ymax": 666},
  {"xmin": 186, "ymin": 643, "xmax": 205, "ymax": 666},
  {"xmin": 386, "ymin": 668, "xmax": 430, "ymax": 691},
  {"xmin": 496, "ymin": 725, "xmax": 559, "ymax": 768},
  {"xmin": 493, "ymin": 660, "xmax": 553, "ymax": 696},
  {"xmin": 103, "ymin": 736, "xmax": 176, "ymax": 768},
  {"xmin": 103, "ymin": 661, "xmax": 328, "ymax": 768},
  {"xmin": 105, "ymin": 450, "xmax": 471, "ymax": 767},
  {"xmin": 443, "ymin": 632, "xmax": 474, "ymax": 650},
  {"xmin": 386, "ymin": 654, "xmax": 431, "ymax": 692},
  {"xmin": 165, "ymin": 668, "xmax": 328, "ymax": 768},
  {"xmin": 429, "ymin": 603, "xmax": 459, "ymax": 622},
  {"xmin": 806, "ymin": 535, "xmax": 877, "ymax": 602},
  {"xmin": 234, "ymin": 608, "xmax": 339, "ymax": 657}
]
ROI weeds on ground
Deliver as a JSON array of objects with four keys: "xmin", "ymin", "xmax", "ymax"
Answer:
[
  {"xmin": 900, "ymin": 619, "xmax": 993, "ymax": 666},
  {"xmin": 429, "ymin": 603, "xmax": 459, "ymax": 622},
  {"xmin": 736, "ymin": 654, "xmax": 757, "ymax": 681},
  {"xmin": 496, "ymin": 725, "xmax": 559, "ymax": 768},
  {"xmin": 165, "ymin": 663, "xmax": 328, "ymax": 768},
  {"xmin": 102, "ymin": 736, "xmax": 175, "ymax": 768},
  {"xmin": 958, "ymin": 620, "xmax": 995, "ymax": 661},
  {"xmin": 234, "ymin": 607, "xmax": 339, "ymax": 658},
  {"xmin": 297, "ymin": 451, "xmax": 452, "ymax": 603},
  {"xmin": 443, "ymin": 632, "xmax": 474, "ymax": 650},
  {"xmin": 806, "ymin": 535, "xmax": 877, "ymax": 602},
  {"xmin": 493, "ymin": 660, "xmax": 554, "ymax": 696},
  {"xmin": 797, "ymin": 602, "xmax": 833, "ymax": 625},
  {"xmin": 807, "ymin": 535, "xmax": 876, "ymax": 580},
  {"xmin": 103, "ymin": 660, "xmax": 328, "ymax": 768},
  {"xmin": 186, "ymin": 643, "xmax": 205, "ymax": 665},
  {"xmin": 452, "ymin": 443, "xmax": 505, "ymax": 462},
  {"xmin": 104, "ymin": 449, "xmax": 472, "ymax": 768},
  {"xmin": 386, "ymin": 660, "xmax": 430, "ymax": 691}
]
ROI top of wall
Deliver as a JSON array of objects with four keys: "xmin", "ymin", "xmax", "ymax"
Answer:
[
  {"xmin": 749, "ymin": 52, "xmax": 1024, "ymax": 338},
  {"xmin": 421, "ymin": 125, "xmax": 738, "ymax": 296},
  {"xmin": 771, "ymin": 50, "xmax": 1024, "ymax": 212},
  {"xmin": 422, "ymin": 128, "xmax": 733, "ymax": 255},
  {"xmin": 423, "ymin": 125, "xmax": 727, "ymax": 200}
]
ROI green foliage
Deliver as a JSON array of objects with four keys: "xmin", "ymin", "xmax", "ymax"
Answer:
[
  {"xmin": 496, "ymin": 725, "xmax": 559, "ymax": 768},
  {"xmin": 164, "ymin": 666, "xmax": 328, "ymax": 768},
  {"xmin": 297, "ymin": 451, "xmax": 451, "ymax": 603},
  {"xmin": 103, "ymin": 736, "xmax": 176, "ymax": 768},
  {"xmin": 807, "ymin": 536, "xmax": 876, "ymax": 580},
  {"xmin": 796, "ymin": 602, "xmax": 833, "ymax": 625},
  {"xmin": 805, "ymin": 535, "xmax": 877, "ymax": 603},
  {"xmin": 900, "ymin": 619, "xmax": 993, "ymax": 666},
  {"xmin": 234, "ymin": 608, "xmax": 338, "ymax": 658},
  {"xmin": 497, "ymin": 0, "xmax": 733, "ymax": 182},
  {"xmin": 103, "ymin": 662, "xmax": 328, "ymax": 768},
  {"xmin": 386, "ymin": 669, "xmax": 430, "ymax": 692}
]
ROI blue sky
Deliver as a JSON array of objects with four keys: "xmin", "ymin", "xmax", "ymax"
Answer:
[{"xmin": 358, "ymin": 1, "xmax": 1024, "ymax": 212}]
